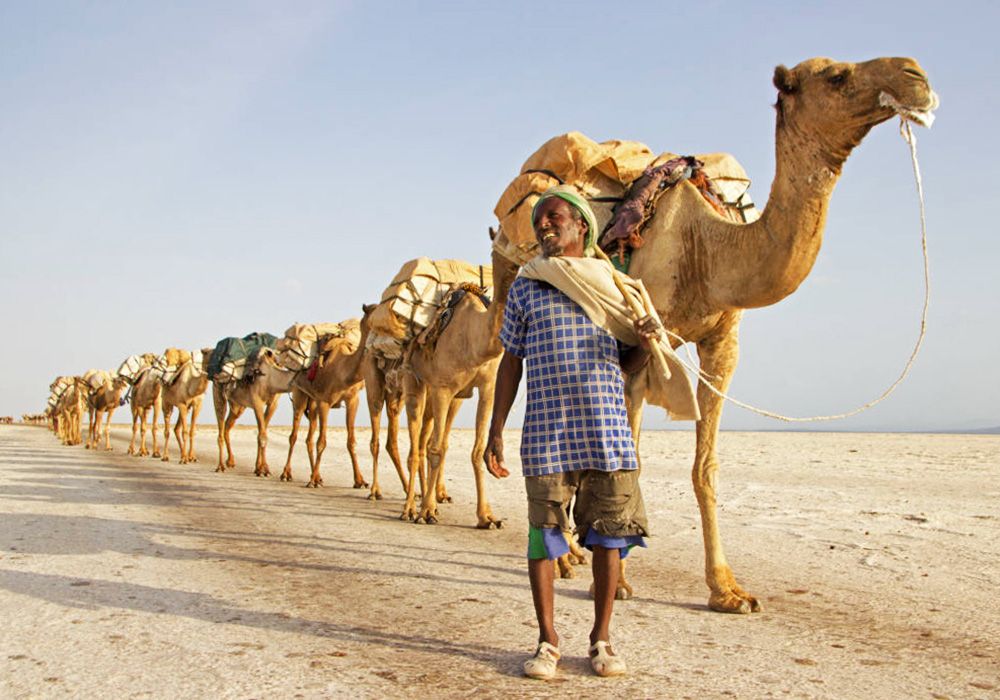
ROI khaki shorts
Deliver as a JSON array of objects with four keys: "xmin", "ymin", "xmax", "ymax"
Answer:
[{"xmin": 525, "ymin": 469, "xmax": 649, "ymax": 543}]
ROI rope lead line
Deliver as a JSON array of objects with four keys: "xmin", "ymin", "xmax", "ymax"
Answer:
[{"xmin": 666, "ymin": 116, "xmax": 931, "ymax": 422}]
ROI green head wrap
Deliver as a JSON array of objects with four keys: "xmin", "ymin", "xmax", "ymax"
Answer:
[{"xmin": 531, "ymin": 185, "xmax": 598, "ymax": 257}]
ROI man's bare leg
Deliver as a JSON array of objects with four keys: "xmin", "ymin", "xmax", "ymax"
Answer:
[
  {"xmin": 528, "ymin": 558, "xmax": 559, "ymax": 647},
  {"xmin": 589, "ymin": 545, "xmax": 620, "ymax": 644}
]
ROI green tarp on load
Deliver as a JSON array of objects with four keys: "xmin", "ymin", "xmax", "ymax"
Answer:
[{"xmin": 207, "ymin": 332, "xmax": 279, "ymax": 380}]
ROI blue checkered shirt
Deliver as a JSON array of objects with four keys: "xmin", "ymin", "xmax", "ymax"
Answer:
[{"xmin": 499, "ymin": 275, "xmax": 638, "ymax": 477}]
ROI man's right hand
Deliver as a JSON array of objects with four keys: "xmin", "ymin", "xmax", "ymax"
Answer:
[{"xmin": 484, "ymin": 433, "xmax": 509, "ymax": 479}]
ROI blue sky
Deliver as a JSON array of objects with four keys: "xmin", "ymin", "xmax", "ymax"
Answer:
[{"xmin": 1, "ymin": 1, "xmax": 997, "ymax": 431}]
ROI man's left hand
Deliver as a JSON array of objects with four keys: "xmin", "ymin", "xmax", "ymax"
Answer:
[{"xmin": 633, "ymin": 314, "xmax": 663, "ymax": 349}]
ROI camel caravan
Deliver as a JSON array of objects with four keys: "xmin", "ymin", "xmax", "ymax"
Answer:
[{"xmin": 31, "ymin": 57, "xmax": 937, "ymax": 613}]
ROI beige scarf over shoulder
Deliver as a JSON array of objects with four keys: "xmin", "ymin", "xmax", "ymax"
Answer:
[{"xmin": 520, "ymin": 255, "xmax": 700, "ymax": 421}]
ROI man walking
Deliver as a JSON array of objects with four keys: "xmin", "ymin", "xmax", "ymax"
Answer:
[{"xmin": 485, "ymin": 185, "xmax": 659, "ymax": 679}]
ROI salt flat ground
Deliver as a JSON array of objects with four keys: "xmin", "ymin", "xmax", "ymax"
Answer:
[{"xmin": 0, "ymin": 423, "xmax": 998, "ymax": 699}]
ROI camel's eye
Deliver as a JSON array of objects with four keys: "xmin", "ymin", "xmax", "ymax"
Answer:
[{"xmin": 827, "ymin": 71, "xmax": 848, "ymax": 87}]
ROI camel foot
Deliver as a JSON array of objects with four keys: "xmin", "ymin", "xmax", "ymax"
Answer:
[
  {"xmin": 616, "ymin": 581, "xmax": 634, "ymax": 601},
  {"xmin": 555, "ymin": 555, "xmax": 576, "ymax": 579},
  {"xmin": 161, "ymin": 455, "xmax": 170, "ymax": 463},
  {"xmin": 226, "ymin": 459, "xmax": 235, "ymax": 468},
  {"xmin": 708, "ymin": 566, "xmax": 761, "ymax": 614},
  {"xmin": 352, "ymin": 480, "xmax": 369, "ymax": 489},
  {"xmin": 279, "ymin": 470, "xmax": 292, "ymax": 482},
  {"xmin": 306, "ymin": 479, "xmax": 322, "ymax": 488},
  {"xmin": 152, "ymin": 451, "xmax": 160, "ymax": 458},
  {"xmin": 399, "ymin": 504, "xmax": 418, "ymax": 522},
  {"xmin": 708, "ymin": 590, "xmax": 761, "ymax": 614},
  {"xmin": 416, "ymin": 511, "xmax": 438, "ymax": 525},
  {"xmin": 215, "ymin": 465, "xmax": 227, "ymax": 473},
  {"xmin": 437, "ymin": 494, "xmax": 452, "ymax": 504},
  {"xmin": 254, "ymin": 467, "xmax": 271, "ymax": 478},
  {"xmin": 475, "ymin": 516, "xmax": 503, "ymax": 530}
]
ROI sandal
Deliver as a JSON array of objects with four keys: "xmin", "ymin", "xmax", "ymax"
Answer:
[
  {"xmin": 523, "ymin": 641, "xmax": 560, "ymax": 679},
  {"xmin": 589, "ymin": 640, "xmax": 627, "ymax": 677}
]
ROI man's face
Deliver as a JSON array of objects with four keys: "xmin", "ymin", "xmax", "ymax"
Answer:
[{"xmin": 533, "ymin": 197, "xmax": 587, "ymax": 258}]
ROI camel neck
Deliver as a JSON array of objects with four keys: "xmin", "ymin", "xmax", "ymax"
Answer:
[{"xmin": 705, "ymin": 118, "xmax": 848, "ymax": 310}]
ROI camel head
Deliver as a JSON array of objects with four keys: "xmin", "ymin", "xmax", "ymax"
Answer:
[
  {"xmin": 199, "ymin": 348, "xmax": 213, "ymax": 372},
  {"xmin": 772, "ymin": 56, "xmax": 937, "ymax": 171}
]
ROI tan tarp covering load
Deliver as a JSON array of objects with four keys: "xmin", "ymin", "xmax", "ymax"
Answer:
[
  {"xmin": 82, "ymin": 369, "xmax": 112, "ymax": 392},
  {"xmin": 276, "ymin": 321, "xmax": 358, "ymax": 370},
  {"xmin": 158, "ymin": 348, "xmax": 201, "ymax": 384},
  {"xmin": 492, "ymin": 131, "xmax": 759, "ymax": 266},
  {"xmin": 367, "ymin": 257, "xmax": 492, "ymax": 359}
]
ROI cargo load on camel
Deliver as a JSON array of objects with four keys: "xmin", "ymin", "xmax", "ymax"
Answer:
[
  {"xmin": 366, "ymin": 257, "xmax": 492, "ymax": 359},
  {"xmin": 207, "ymin": 333, "xmax": 278, "ymax": 383},
  {"xmin": 492, "ymin": 131, "xmax": 760, "ymax": 271},
  {"xmin": 116, "ymin": 355, "xmax": 153, "ymax": 383},
  {"xmin": 81, "ymin": 369, "xmax": 113, "ymax": 392},
  {"xmin": 157, "ymin": 349, "xmax": 203, "ymax": 385},
  {"xmin": 276, "ymin": 321, "xmax": 360, "ymax": 370}
]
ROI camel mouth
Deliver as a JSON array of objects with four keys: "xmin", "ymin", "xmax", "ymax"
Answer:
[{"xmin": 879, "ymin": 90, "xmax": 939, "ymax": 128}]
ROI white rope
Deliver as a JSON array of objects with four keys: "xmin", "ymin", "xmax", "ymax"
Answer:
[{"xmin": 663, "ymin": 117, "xmax": 931, "ymax": 422}]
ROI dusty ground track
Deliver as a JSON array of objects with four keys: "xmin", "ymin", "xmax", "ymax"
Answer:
[{"xmin": 1, "ymin": 424, "xmax": 998, "ymax": 698}]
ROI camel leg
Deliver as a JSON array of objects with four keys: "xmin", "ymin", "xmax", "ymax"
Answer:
[
  {"xmin": 213, "ymin": 384, "xmax": 227, "ymax": 470},
  {"xmin": 695, "ymin": 320, "xmax": 760, "ymax": 614},
  {"xmin": 128, "ymin": 406, "xmax": 140, "ymax": 455},
  {"xmin": 253, "ymin": 398, "xmax": 276, "ymax": 477},
  {"xmin": 138, "ymin": 406, "xmax": 150, "ymax": 456},
  {"xmin": 385, "ymin": 396, "xmax": 407, "ymax": 494},
  {"xmin": 470, "ymin": 384, "xmax": 501, "ymax": 529},
  {"xmin": 434, "ymin": 398, "xmax": 462, "ymax": 504},
  {"xmin": 85, "ymin": 407, "xmax": 96, "ymax": 449},
  {"xmin": 103, "ymin": 407, "xmax": 115, "ymax": 450},
  {"xmin": 400, "ymin": 383, "xmax": 427, "ymax": 521},
  {"xmin": 417, "ymin": 390, "xmax": 452, "ymax": 524},
  {"xmin": 307, "ymin": 402, "xmax": 331, "ymax": 488},
  {"xmin": 556, "ymin": 530, "xmax": 578, "ymax": 579},
  {"xmin": 161, "ymin": 404, "xmax": 174, "ymax": 462},
  {"xmin": 151, "ymin": 395, "xmax": 161, "ymax": 457},
  {"xmin": 343, "ymin": 392, "xmax": 365, "ymax": 489},
  {"xmin": 281, "ymin": 392, "xmax": 307, "ymax": 482},
  {"xmin": 186, "ymin": 397, "xmax": 203, "ymax": 463},
  {"xmin": 363, "ymin": 361, "xmax": 386, "ymax": 500},
  {"xmin": 304, "ymin": 402, "xmax": 318, "ymax": 484},
  {"xmin": 92, "ymin": 409, "xmax": 104, "ymax": 450},
  {"xmin": 173, "ymin": 408, "xmax": 187, "ymax": 464},
  {"xmin": 219, "ymin": 405, "xmax": 243, "ymax": 472},
  {"xmin": 417, "ymin": 402, "xmax": 434, "ymax": 500}
]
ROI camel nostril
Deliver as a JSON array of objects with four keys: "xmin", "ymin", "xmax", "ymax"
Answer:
[{"xmin": 903, "ymin": 67, "xmax": 926, "ymax": 82}]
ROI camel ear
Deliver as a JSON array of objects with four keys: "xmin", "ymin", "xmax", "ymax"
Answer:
[
  {"xmin": 362, "ymin": 303, "xmax": 376, "ymax": 314},
  {"xmin": 488, "ymin": 226, "xmax": 497, "ymax": 241},
  {"xmin": 773, "ymin": 65, "xmax": 798, "ymax": 94}
]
